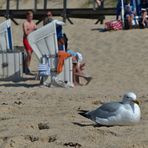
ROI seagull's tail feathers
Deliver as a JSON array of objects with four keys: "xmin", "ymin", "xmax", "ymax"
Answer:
[{"xmin": 78, "ymin": 110, "xmax": 91, "ymax": 119}]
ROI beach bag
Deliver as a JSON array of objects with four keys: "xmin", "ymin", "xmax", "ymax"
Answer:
[{"xmin": 105, "ymin": 20, "xmax": 123, "ymax": 30}]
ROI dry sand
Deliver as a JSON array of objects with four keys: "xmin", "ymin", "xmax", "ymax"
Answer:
[{"xmin": 0, "ymin": 0, "xmax": 148, "ymax": 148}]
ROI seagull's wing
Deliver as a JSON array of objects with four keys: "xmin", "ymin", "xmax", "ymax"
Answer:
[{"xmin": 86, "ymin": 102, "xmax": 123, "ymax": 120}]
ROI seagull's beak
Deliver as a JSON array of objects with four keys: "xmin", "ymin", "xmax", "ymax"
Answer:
[{"xmin": 133, "ymin": 100, "xmax": 140, "ymax": 105}]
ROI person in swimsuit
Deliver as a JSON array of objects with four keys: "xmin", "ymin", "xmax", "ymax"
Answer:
[{"xmin": 23, "ymin": 11, "xmax": 37, "ymax": 74}]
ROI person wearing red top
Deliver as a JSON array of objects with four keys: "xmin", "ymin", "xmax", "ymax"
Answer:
[{"xmin": 23, "ymin": 11, "xmax": 37, "ymax": 74}]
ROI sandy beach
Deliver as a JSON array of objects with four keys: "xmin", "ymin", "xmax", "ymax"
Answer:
[{"xmin": 0, "ymin": 0, "xmax": 148, "ymax": 148}]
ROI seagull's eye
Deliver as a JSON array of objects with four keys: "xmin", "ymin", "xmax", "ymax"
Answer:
[{"xmin": 126, "ymin": 96, "xmax": 130, "ymax": 99}]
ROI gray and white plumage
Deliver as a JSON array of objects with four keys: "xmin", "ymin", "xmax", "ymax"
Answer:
[{"xmin": 81, "ymin": 92, "xmax": 141, "ymax": 126}]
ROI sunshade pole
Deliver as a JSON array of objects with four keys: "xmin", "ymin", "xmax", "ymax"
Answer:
[{"xmin": 121, "ymin": 0, "xmax": 125, "ymax": 27}]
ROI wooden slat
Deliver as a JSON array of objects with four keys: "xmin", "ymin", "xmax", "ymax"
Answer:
[
  {"xmin": 6, "ymin": 0, "xmax": 10, "ymax": 18},
  {"xmin": 44, "ymin": 0, "xmax": 48, "ymax": 9},
  {"xmin": 16, "ymin": 0, "xmax": 19, "ymax": 10},
  {"xmin": 0, "ymin": 8, "xmax": 116, "ymax": 20},
  {"xmin": 63, "ymin": 0, "xmax": 67, "ymax": 22},
  {"xmin": 34, "ymin": 0, "xmax": 37, "ymax": 10}
]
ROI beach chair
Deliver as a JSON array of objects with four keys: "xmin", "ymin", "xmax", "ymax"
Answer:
[
  {"xmin": 0, "ymin": 19, "xmax": 13, "ymax": 52},
  {"xmin": 28, "ymin": 20, "xmax": 74, "ymax": 87},
  {"xmin": 0, "ymin": 20, "xmax": 23, "ymax": 81}
]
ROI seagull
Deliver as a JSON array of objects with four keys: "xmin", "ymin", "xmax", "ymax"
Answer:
[{"xmin": 79, "ymin": 92, "xmax": 141, "ymax": 126}]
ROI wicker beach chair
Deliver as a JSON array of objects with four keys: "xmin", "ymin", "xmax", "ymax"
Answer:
[{"xmin": 28, "ymin": 20, "xmax": 74, "ymax": 87}]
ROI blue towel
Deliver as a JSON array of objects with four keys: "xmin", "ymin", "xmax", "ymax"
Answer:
[{"xmin": 67, "ymin": 49, "xmax": 77, "ymax": 57}]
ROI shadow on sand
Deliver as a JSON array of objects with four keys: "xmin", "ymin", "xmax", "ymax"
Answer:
[
  {"xmin": 0, "ymin": 76, "xmax": 40, "ymax": 88},
  {"xmin": 0, "ymin": 83, "xmax": 40, "ymax": 88},
  {"xmin": 75, "ymin": 109, "xmax": 113, "ymax": 128},
  {"xmin": 91, "ymin": 27, "xmax": 107, "ymax": 32}
]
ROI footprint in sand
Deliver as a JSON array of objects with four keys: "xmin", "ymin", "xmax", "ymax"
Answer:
[
  {"xmin": 1, "ymin": 102, "xmax": 8, "ymax": 105},
  {"xmin": 48, "ymin": 135, "xmax": 57, "ymax": 143},
  {"xmin": 40, "ymin": 135, "xmax": 57, "ymax": 143},
  {"xmin": 64, "ymin": 142, "xmax": 82, "ymax": 148},
  {"xmin": 14, "ymin": 101, "xmax": 23, "ymax": 105},
  {"xmin": 38, "ymin": 123, "xmax": 50, "ymax": 130},
  {"xmin": 25, "ymin": 135, "xmax": 39, "ymax": 142}
]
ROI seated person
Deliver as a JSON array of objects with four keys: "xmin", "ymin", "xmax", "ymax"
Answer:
[
  {"xmin": 67, "ymin": 49, "xmax": 92, "ymax": 86},
  {"xmin": 124, "ymin": 0, "xmax": 136, "ymax": 29},
  {"xmin": 57, "ymin": 34, "xmax": 92, "ymax": 86},
  {"xmin": 57, "ymin": 28, "xmax": 65, "ymax": 51},
  {"xmin": 141, "ymin": 8, "xmax": 148, "ymax": 27},
  {"xmin": 58, "ymin": 36, "xmax": 65, "ymax": 51}
]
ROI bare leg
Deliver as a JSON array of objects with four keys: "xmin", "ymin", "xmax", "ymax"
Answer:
[
  {"xmin": 80, "ymin": 63, "xmax": 85, "ymax": 71},
  {"xmin": 142, "ymin": 12, "xmax": 148, "ymax": 27},
  {"xmin": 74, "ymin": 63, "xmax": 92, "ymax": 85},
  {"xmin": 142, "ymin": 13, "xmax": 145, "ymax": 26},
  {"xmin": 73, "ymin": 64, "xmax": 80, "ymax": 86},
  {"xmin": 127, "ymin": 16, "xmax": 132, "ymax": 29},
  {"xmin": 25, "ymin": 51, "xmax": 32, "ymax": 74},
  {"xmin": 74, "ymin": 72, "xmax": 92, "ymax": 85},
  {"xmin": 145, "ymin": 19, "xmax": 148, "ymax": 26}
]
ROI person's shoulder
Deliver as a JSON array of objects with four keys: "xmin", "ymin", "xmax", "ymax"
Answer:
[
  {"xmin": 31, "ymin": 21, "xmax": 36, "ymax": 26},
  {"xmin": 22, "ymin": 21, "xmax": 27, "ymax": 27},
  {"xmin": 29, "ymin": 20, "xmax": 35, "ymax": 24},
  {"xmin": 23, "ymin": 20, "xmax": 28, "ymax": 23},
  {"xmin": 23, "ymin": 20, "xmax": 28, "ymax": 25}
]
